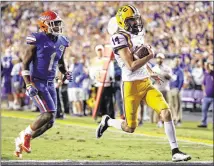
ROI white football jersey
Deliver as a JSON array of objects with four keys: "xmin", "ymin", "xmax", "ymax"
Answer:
[{"xmin": 111, "ymin": 30, "xmax": 149, "ymax": 81}]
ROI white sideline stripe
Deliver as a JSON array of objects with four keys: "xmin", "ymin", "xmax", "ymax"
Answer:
[
  {"xmin": 2, "ymin": 115, "xmax": 213, "ymax": 147},
  {"xmin": 1, "ymin": 160, "xmax": 213, "ymax": 163}
]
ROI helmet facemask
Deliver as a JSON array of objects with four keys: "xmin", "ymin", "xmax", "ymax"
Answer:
[
  {"xmin": 124, "ymin": 16, "xmax": 143, "ymax": 35},
  {"xmin": 46, "ymin": 20, "xmax": 64, "ymax": 35}
]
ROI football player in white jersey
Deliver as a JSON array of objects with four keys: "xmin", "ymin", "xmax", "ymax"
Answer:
[{"xmin": 96, "ymin": 5, "xmax": 191, "ymax": 162}]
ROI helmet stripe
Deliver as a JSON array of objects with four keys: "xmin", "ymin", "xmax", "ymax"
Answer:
[{"xmin": 128, "ymin": 5, "xmax": 137, "ymax": 15}]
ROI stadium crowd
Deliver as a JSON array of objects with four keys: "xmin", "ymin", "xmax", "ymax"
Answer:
[{"xmin": 1, "ymin": 2, "xmax": 213, "ymax": 127}]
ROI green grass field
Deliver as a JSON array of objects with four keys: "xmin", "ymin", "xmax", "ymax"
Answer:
[{"xmin": 1, "ymin": 109, "xmax": 213, "ymax": 161}]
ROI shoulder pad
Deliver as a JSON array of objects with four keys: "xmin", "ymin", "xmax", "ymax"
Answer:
[
  {"xmin": 26, "ymin": 33, "xmax": 37, "ymax": 45},
  {"xmin": 59, "ymin": 35, "xmax": 70, "ymax": 47},
  {"xmin": 111, "ymin": 32, "xmax": 130, "ymax": 54}
]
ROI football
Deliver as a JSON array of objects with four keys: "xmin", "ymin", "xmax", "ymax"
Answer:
[{"xmin": 133, "ymin": 45, "xmax": 150, "ymax": 60}]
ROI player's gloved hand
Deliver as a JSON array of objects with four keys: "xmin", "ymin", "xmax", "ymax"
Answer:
[
  {"xmin": 26, "ymin": 83, "xmax": 38, "ymax": 97},
  {"xmin": 64, "ymin": 71, "xmax": 73, "ymax": 82}
]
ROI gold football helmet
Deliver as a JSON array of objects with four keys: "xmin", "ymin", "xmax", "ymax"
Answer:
[{"xmin": 116, "ymin": 5, "xmax": 143, "ymax": 35}]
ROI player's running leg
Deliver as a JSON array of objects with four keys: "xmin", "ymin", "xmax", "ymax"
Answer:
[
  {"xmin": 31, "ymin": 82, "xmax": 57, "ymax": 139},
  {"xmin": 96, "ymin": 81, "xmax": 140, "ymax": 137},
  {"xmin": 146, "ymin": 87, "xmax": 191, "ymax": 162},
  {"xmin": 14, "ymin": 82, "xmax": 56, "ymax": 156},
  {"xmin": 160, "ymin": 109, "xmax": 191, "ymax": 161}
]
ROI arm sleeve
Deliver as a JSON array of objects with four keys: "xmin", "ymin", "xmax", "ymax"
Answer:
[
  {"xmin": 26, "ymin": 33, "xmax": 37, "ymax": 45},
  {"xmin": 111, "ymin": 33, "xmax": 129, "ymax": 54}
]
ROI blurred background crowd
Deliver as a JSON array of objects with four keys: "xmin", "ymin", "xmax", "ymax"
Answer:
[{"xmin": 1, "ymin": 2, "xmax": 213, "ymax": 127}]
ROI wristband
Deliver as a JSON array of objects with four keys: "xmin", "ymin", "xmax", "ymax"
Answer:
[{"xmin": 21, "ymin": 70, "xmax": 30, "ymax": 76}]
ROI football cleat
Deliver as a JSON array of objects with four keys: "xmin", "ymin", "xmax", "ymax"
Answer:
[
  {"xmin": 19, "ymin": 131, "xmax": 32, "ymax": 153},
  {"xmin": 96, "ymin": 115, "xmax": 110, "ymax": 139},
  {"xmin": 172, "ymin": 151, "xmax": 191, "ymax": 162},
  {"xmin": 14, "ymin": 137, "xmax": 23, "ymax": 158}
]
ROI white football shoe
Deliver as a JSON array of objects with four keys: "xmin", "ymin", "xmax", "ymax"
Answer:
[
  {"xmin": 172, "ymin": 151, "xmax": 191, "ymax": 162},
  {"xmin": 14, "ymin": 137, "xmax": 23, "ymax": 158}
]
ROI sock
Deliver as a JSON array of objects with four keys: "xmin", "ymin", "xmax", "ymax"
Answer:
[
  {"xmin": 164, "ymin": 121, "xmax": 178, "ymax": 150},
  {"xmin": 107, "ymin": 119, "xmax": 123, "ymax": 130},
  {"xmin": 24, "ymin": 125, "xmax": 34, "ymax": 135},
  {"xmin": 9, "ymin": 101, "xmax": 13, "ymax": 108},
  {"xmin": 172, "ymin": 148, "xmax": 180, "ymax": 155}
]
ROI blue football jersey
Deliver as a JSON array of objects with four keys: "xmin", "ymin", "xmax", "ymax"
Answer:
[
  {"xmin": 26, "ymin": 32, "xmax": 69, "ymax": 80},
  {"xmin": 1, "ymin": 55, "xmax": 13, "ymax": 77}
]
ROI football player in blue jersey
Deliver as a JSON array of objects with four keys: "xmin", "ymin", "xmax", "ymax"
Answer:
[{"xmin": 14, "ymin": 11, "xmax": 72, "ymax": 158}]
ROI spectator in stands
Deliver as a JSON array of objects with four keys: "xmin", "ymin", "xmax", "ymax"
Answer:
[
  {"xmin": 11, "ymin": 56, "xmax": 23, "ymax": 110},
  {"xmin": 68, "ymin": 56, "xmax": 84, "ymax": 116},
  {"xmin": 113, "ymin": 59, "xmax": 124, "ymax": 119},
  {"xmin": 192, "ymin": 60, "xmax": 204, "ymax": 90},
  {"xmin": 1, "ymin": 47, "xmax": 14, "ymax": 109},
  {"xmin": 152, "ymin": 53, "xmax": 173, "ymax": 127},
  {"xmin": 183, "ymin": 67, "xmax": 194, "ymax": 90},
  {"xmin": 180, "ymin": 48, "xmax": 192, "ymax": 72},
  {"xmin": 89, "ymin": 45, "xmax": 115, "ymax": 119},
  {"xmin": 198, "ymin": 58, "xmax": 214, "ymax": 128},
  {"xmin": 80, "ymin": 55, "xmax": 91, "ymax": 116},
  {"xmin": 168, "ymin": 58, "xmax": 184, "ymax": 126}
]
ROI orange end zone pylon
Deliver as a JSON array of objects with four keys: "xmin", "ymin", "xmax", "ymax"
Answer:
[{"xmin": 92, "ymin": 45, "xmax": 114, "ymax": 119}]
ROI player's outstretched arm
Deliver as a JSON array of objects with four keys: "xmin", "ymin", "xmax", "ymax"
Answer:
[
  {"xmin": 58, "ymin": 49, "xmax": 67, "ymax": 74},
  {"xmin": 118, "ymin": 47, "xmax": 154, "ymax": 72},
  {"xmin": 22, "ymin": 45, "xmax": 36, "ymax": 85},
  {"xmin": 58, "ymin": 49, "xmax": 72, "ymax": 82}
]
